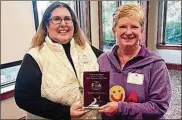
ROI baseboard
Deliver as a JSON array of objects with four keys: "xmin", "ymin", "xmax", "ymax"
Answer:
[
  {"xmin": 0, "ymin": 90, "xmax": 14, "ymax": 101},
  {"xmin": 18, "ymin": 116, "xmax": 26, "ymax": 120},
  {"xmin": 166, "ymin": 63, "xmax": 182, "ymax": 71}
]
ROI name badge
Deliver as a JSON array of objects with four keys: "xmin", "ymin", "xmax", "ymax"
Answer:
[
  {"xmin": 79, "ymin": 54, "xmax": 90, "ymax": 64},
  {"xmin": 127, "ymin": 73, "xmax": 144, "ymax": 85}
]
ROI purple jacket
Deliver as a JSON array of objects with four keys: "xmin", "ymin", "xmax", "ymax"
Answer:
[{"xmin": 98, "ymin": 45, "xmax": 171, "ymax": 120}]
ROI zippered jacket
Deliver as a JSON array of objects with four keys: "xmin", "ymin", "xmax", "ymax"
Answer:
[{"xmin": 98, "ymin": 45, "xmax": 171, "ymax": 120}]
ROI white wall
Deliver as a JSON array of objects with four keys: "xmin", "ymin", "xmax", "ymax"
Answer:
[
  {"xmin": 90, "ymin": 1, "xmax": 99, "ymax": 49},
  {"xmin": 1, "ymin": 1, "xmax": 35, "ymax": 64},
  {"xmin": 155, "ymin": 50, "xmax": 181, "ymax": 64},
  {"xmin": 1, "ymin": 97, "xmax": 26, "ymax": 119},
  {"xmin": 147, "ymin": 1, "xmax": 181, "ymax": 64}
]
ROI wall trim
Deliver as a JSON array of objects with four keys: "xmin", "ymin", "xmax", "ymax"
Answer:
[
  {"xmin": 1, "ymin": 60, "xmax": 22, "ymax": 69},
  {"xmin": 0, "ymin": 90, "xmax": 14, "ymax": 101},
  {"xmin": 166, "ymin": 63, "xmax": 182, "ymax": 71}
]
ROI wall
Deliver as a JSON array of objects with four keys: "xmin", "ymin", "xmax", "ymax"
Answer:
[
  {"xmin": 1, "ymin": 1, "xmax": 35, "ymax": 64},
  {"xmin": 147, "ymin": 1, "xmax": 181, "ymax": 64},
  {"xmin": 90, "ymin": 1, "xmax": 99, "ymax": 49},
  {"xmin": 1, "ymin": 97, "xmax": 26, "ymax": 119}
]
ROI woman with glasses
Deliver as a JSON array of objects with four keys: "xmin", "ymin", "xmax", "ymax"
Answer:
[{"xmin": 15, "ymin": 2, "xmax": 102, "ymax": 120}]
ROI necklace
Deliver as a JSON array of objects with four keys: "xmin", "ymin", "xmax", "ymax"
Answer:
[{"xmin": 117, "ymin": 46, "xmax": 141, "ymax": 67}]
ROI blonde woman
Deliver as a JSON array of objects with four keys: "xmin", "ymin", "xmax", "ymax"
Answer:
[
  {"xmin": 15, "ymin": 2, "xmax": 102, "ymax": 120},
  {"xmin": 98, "ymin": 4, "xmax": 171, "ymax": 120}
]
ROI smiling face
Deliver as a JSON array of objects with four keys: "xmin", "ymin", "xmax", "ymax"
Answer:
[
  {"xmin": 47, "ymin": 7, "xmax": 74, "ymax": 44},
  {"xmin": 113, "ymin": 16, "xmax": 143, "ymax": 49},
  {"xmin": 109, "ymin": 85, "xmax": 125, "ymax": 102}
]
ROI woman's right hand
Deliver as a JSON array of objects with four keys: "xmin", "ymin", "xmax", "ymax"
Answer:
[{"xmin": 70, "ymin": 103, "xmax": 89, "ymax": 118}]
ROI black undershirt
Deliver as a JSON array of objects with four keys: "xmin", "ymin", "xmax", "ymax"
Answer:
[{"xmin": 62, "ymin": 41, "xmax": 78, "ymax": 78}]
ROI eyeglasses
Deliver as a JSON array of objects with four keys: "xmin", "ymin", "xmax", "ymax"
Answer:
[{"xmin": 49, "ymin": 16, "xmax": 72, "ymax": 24}]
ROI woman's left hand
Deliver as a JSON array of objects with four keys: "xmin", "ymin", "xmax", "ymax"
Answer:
[
  {"xmin": 70, "ymin": 103, "xmax": 89, "ymax": 118},
  {"xmin": 98, "ymin": 102, "xmax": 118, "ymax": 116}
]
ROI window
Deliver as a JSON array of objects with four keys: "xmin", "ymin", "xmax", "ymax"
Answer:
[
  {"xmin": 1, "ymin": 61, "xmax": 21, "ymax": 89},
  {"xmin": 32, "ymin": 1, "xmax": 91, "ymax": 41},
  {"xmin": 99, "ymin": 1, "xmax": 148, "ymax": 52},
  {"xmin": 157, "ymin": 1, "xmax": 181, "ymax": 50},
  {"xmin": 101, "ymin": 1, "xmax": 117, "ymax": 51},
  {"xmin": 37, "ymin": 1, "xmax": 75, "ymax": 25}
]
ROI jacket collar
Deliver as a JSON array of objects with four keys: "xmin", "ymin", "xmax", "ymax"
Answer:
[{"xmin": 45, "ymin": 36, "xmax": 75, "ymax": 52}]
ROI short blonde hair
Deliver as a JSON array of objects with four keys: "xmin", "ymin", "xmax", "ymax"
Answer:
[{"xmin": 113, "ymin": 4, "xmax": 145, "ymax": 28}]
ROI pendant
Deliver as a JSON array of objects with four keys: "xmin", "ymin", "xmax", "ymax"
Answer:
[{"xmin": 79, "ymin": 87, "xmax": 84, "ymax": 94}]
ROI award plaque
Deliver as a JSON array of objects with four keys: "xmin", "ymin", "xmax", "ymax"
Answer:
[{"xmin": 83, "ymin": 71, "xmax": 109, "ymax": 110}]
